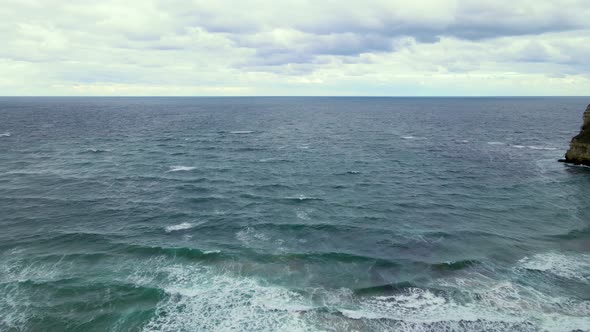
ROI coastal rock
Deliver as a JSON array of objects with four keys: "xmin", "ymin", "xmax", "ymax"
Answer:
[{"xmin": 562, "ymin": 104, "xmax": 590, "ymax": 165}]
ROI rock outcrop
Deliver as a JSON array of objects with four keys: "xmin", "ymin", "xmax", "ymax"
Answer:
[{"xmin": 561, "ymin": 104, "xmax": 590, "ymax": 165}]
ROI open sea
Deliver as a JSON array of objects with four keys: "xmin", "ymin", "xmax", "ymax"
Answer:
[{"xmin": 0, "ymin": 97, "xmax": 589, "ymax": 332}]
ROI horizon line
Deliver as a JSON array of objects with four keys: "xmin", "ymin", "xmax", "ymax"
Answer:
[{"xmin": 1, "ymin": 95, "xmax": 589, "ymax": 98}]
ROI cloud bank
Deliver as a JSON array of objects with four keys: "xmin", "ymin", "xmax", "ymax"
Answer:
[{"xmin": 1, "ymin": 0, "xmax": 589, "ymax": 95}]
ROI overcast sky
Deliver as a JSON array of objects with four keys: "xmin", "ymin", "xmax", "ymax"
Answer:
[{"xmin": 1, "ymin": 0, "xmax": 589, "ymax": 96}]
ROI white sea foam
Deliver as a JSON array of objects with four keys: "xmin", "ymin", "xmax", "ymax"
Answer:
[
  {"xmin": 402, "ymin": 136, "xmax": 425, "ymax": 140},
  {"xmin": 487, "ymin": 141, "xmax": 504, "ymax": 145},
  {"xmin": 165, "ymin": 222, "xmax": 194, "ymax": 233},
  {"xmin": 382, "ymin": 277, "xmax": 590, "ymax": 331},
  {"xmin": 137, "ymin": 262, "xmax": 312, "ymax": 332},
  {"xmin": 296, "ymin": 209, "xmax": 310, "ymax": 220},
  {"xmin": 259, "ymin": 158, "xmax": 281, "ymax": 162},
  {"xmin": 3, "ymin": 247, "xmax": 587, "ymax": 332},
  {"xmin": 132, "ymin": 259, "xmax": 590, "ymax": 332},
  {"xmin": 236, "ymin": 227, "xmax": 270, "ymax": 246},
  {"xmin": 527, "ymin": 146, "xmax": 557, "ymax": 151},
  {"xmin": 0, "ymin": 132, "xmax": 11, "ymax": 137},
  {"xmin": 510, "ymin": 145, "xmax": 557, "ymax": 151},
  {"xmin": 518, "ymin": 252, "xmax": 590, "ymax": 282},
  {"xmin": 168, "ymin": 166, "xmax": 196, "ymax": 172},
  {"xmin": 230, "ymin": 130, "xmax": 254, "ymax": 134},
  {"xmin": 286, "ymin": 195, "xmax": 321, "ymax": 201}
]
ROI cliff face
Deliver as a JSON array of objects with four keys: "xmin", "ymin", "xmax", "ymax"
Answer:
[{"xmin": 563, "ymin": 104, "xmax": 590, "ymax": 165}]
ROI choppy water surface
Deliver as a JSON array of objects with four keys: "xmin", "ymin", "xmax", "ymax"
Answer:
[{"xmin": 1, "ymin": 97, "xmax": 589, "ymax": 332}]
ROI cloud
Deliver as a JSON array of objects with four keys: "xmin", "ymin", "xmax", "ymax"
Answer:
[{"xmin": 0, "ymin": 0, "xmax": 589, "ymax": 95}]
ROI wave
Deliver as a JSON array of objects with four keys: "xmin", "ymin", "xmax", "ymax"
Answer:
[
  {"xmin": 0, "ymin": 278, "xmax": 164, "ymax": 331},
  {"xmin": 258, "ymin": 158, "xmax": 292, "ymax": 163},
  {"xmin": 138, "ymin": 263, "xmax": 315, "ymax": 332},
  {"xmin": 282, "ymin": 195, "xmax": 323, "ymax": 202},
  {"xmin": 487, "ymin": 141, "xmax": 504, "ymax": 145},
  {"xmin": 346, "ymin": 170, "xmax": 361, "ymax": 174},
  {"xmin": 0, "ymin": 132, "xmax": 11, "ymax": 137},
  {"xmin": 25, "ymin": 232, "xmax": 118, "ymax": 248},
  {"xmin": 229, "ymin": 130, "xmax": 254, "ymax": 134},
  {"xmin": 124, "ymin": 244, "xmax": 223, "ymax": 261},
  {"xmin": 342, "ymin": 281, "xmax": 590, "ymax": 331},
  {"xmin": 154, "ymin": 137, "xmax": 176, "ymax": 142},
  {"xmin": 7, "ymin": 246, "xmax": 584, "ymax": 331},
  {"xmin": 134, "ymin": 260, "xmax": 590, "ymax": 332},
  {"xmin": 188, "ymin": 196, "xmax": 227, "ymax": 203},
  {"xmin": 353, "ymin": 281, "xmax": 417, "ymax": 296},
  {"xmin": 527, "ymin": 146, "xmax": 557, "ymax": 151},
  {"xmin": 168, "ymin": 166, "xmax": 196, "ymax": 172},
  {"xmin": 550, "ymin": 227, "xmax": 590, "ymax": 240},
  {"xmin": 164, "ymin": 222, "xmax": 195, "ymax": 233},
  {"xmin": 232, "ymin": 147, "xmax": 266, "ymax": 152},
  {"xmin": 517, "ymin": 252, "xmax": 590, "ymax": 282},
  {"xmin": 239, "ymin": 222, "xmax": 373, "ymax": 234},
  {"xmin": 510, "ymin": 144, "xmax": 557, "ymax": 151},
  {"xmin": 431, "ymin": 259, "xmax": 480, "ymax": 271},
  {"xmin": 274, "ymin": 252, "xmax": 401, "ymax": 267},
  {"xmin": 83, "ymin": 148, "xmax": 110, "ymax": 153}
]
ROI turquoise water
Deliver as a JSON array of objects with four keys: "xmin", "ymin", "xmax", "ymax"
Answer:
[{"xmin": 0, "ymin": 97, "xmax": 589, "ymax": 331}]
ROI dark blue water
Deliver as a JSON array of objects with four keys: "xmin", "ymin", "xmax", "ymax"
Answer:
[{"xmin": 1, "ymin": 97, "xmax": 589, "ymax": 331}]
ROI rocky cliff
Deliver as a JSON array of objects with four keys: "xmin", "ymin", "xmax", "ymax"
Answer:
[{"xmin": 562, "ymin": 104, "xmax": 590, "ymax": 165}]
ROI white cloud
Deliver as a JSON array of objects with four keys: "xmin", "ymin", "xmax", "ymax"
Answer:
[{"xmin": 1, "ymin": 0, "xmax": 589, "ymax": 95}]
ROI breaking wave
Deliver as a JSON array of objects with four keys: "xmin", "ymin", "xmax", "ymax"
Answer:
[
  {"xmin": 133, "ymin": 258, "xmax": 590, "ymax": 332},
  {"xmin": 168, "ymin": 166, "xmax": 196, "ymax": 172},
  {"xmin": 518, "ymin": 252, "xmax": 590, "ymax": 282},
  {"xmin": 164, "ymin": 222, "xmax": 195, "ymax": 233}
]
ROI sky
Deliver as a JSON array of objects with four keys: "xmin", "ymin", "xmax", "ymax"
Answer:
[{"xmin": 1, "ymin": 0, "xmax": 590, "ymax": 96}]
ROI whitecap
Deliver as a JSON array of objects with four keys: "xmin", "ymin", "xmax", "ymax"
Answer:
[
  {"xmin": 487, "ymin": 141, "xmax": 504, "ymax": 145},
  {"xmin": 350, "ymin": 279, "xmax": 590, "ymax": 331},
  {"xmin": 165, "ymin": 222, "xmax": 194, "ymax": 233},
  {"xmin": 230, "ymin": 130, "xmax": 254, "ymax": 134},
  {"xmin": 518, "ymin": 252, "xmax": 590, "ymax": 282},
  {"xmin": 402, "ymin": 136, "xmax": 425, "ymax": 140},
  {"xmin": 512, "ymin": 145, "xmax": 526, "ymax": 149},
  {"xmin": 0, "ymin": 132, "xmax": 11, "ymax": 137},
  {"xmin": 287, "ymin": 195, "xmax": 321, "ymax": 201},
  {"xmin": 126, "ymin": 256, "xmax": 590, "ymax": 332},
  {"xmin": 527, "ymin": 146, "xmax": 557, "ymax": 151},
  {"xmin": 296, "ymin": 209, "xmax": 310, "ymax": 220},
  {"xmin": 137, "ymin": 262, "xmax": 313, "ymax": 332},
  {"xmin": 168, "ymin": 166, "xmax": 196, "ymax": 172},
  {"xmin": 236, "ymin": 227, "xmax": 270, "ymax": 246}
]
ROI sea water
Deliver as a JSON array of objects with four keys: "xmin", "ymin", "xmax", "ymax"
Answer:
[{"xmin": 0, "ymin": 97, "xmax": 589, "ymax": 331}]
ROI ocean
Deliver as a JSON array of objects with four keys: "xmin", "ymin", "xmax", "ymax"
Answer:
[{"xmin": 0, "ymin": 97, "xmax": 589, "ymax": 332}]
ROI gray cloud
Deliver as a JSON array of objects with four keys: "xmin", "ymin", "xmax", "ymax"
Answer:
[{"xmin": 1, "ymin": 0, "xmax": 589, "ymax": 95}]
